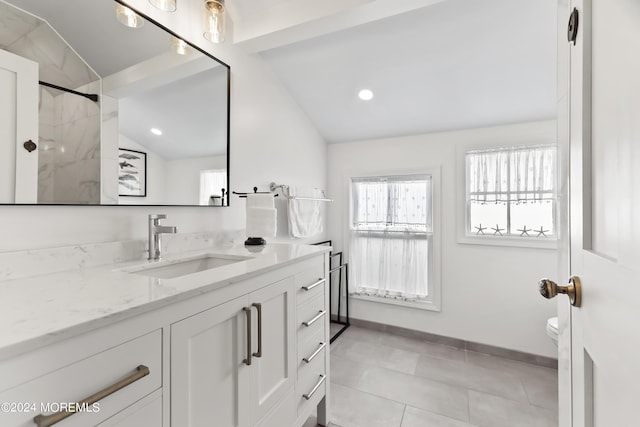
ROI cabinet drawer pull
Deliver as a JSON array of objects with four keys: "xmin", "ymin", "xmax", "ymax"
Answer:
[
  {"xmin": 302, "ymin": 278, "xmax": 325, "ymax": 291},
  {"xmin": 303, "ymin": 342, "xmax": 326, "ymax": 364},
  {"xmin": 33, "ymin": 365, "xmax": 150, "ymax": 427},
  {"xmin": 252, "ymin": 303, "xmax": 262, "ymax": 358},
  {"xmin": 243, "ymin": 306, "xmax": 253, "ymax": 366},
  {"xmin": 302, "ymin": 310, "xmax": 326, "ymax": 327},
  {"xmin": 302, "ymin": 374, "xmax": 326, "ymax": 400}
]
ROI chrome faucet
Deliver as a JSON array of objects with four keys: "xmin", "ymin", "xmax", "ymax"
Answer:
[{"xmin": 148, "ymin": 214, "xmax": 177, "ymax": 261}]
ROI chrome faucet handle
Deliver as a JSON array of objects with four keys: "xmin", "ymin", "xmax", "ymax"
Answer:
[{"xmin": 149, "ymin": 214, "xmax": 167, "ymax": 221}]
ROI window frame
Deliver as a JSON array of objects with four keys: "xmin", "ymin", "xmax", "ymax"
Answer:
[
  {"xmin": 457, "ymin": 142, "xmax": 558, "ymax": 250},
  {"xmin": 345, "ymin": 168, "xmax": 441, "ymax": 312}
]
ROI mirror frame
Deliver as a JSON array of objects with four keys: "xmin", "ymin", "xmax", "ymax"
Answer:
[
  {"xmin": 1, "ymin": 0, "xmax": 231, "ymax": 207},
  {"xmin": 114, "ymin": 0, "xmax": 232, "ymax": 207}
]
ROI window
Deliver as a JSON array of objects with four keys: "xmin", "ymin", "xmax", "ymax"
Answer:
[
  {"xmin": 199, "ymin": 169, "xmax": 227, "ymax": 205},
  {"xmin": 349, "ymin": 174, "xmax": 436, "ymax": 307},
  {"xmin": 465, "ymin": 145, "xmax": 556, "ymax": 238}
]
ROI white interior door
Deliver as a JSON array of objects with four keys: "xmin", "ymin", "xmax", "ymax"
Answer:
[
  {"xmin": 0, "ymin": 49, "xmax": 38, "ymax": 203},
  {"xmin": 566, "ymin": 0, "xmax": 640, "ymax": 425}
]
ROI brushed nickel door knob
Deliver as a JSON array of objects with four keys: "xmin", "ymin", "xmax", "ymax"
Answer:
[{"xmin": 539, "ymin": 276, "xmax": 582, "ymax": 307}]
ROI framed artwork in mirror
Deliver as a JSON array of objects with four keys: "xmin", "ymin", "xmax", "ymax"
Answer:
[{"xmin": 118, "ymin": 149, "xmax": 147, "ymax": 197}]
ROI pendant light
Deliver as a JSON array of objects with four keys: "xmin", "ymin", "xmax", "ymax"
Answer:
[
  {"xmin": 115, "ymin": 4, "xmax": 144, "ymax": 28},
  {"xmin": 203, "ymin": 0, "xmax": 225, "ymax": 43},
  {"xmin": 149, "ymin": 0, "xmax": 177, "ymax": 12},
  {"xmin": 171, "ymin": 37, "xmax": 191, "ymax": 55}
]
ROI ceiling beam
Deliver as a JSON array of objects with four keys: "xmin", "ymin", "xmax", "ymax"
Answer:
[{"xmin": 232, "ymin": 0, "xmax": 449, "ymax": 53}]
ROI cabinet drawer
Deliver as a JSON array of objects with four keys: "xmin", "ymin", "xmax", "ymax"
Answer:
[
  {"xmin": 296, "ymin": 294, "xmax": 325, "ymax": 342},
  {"xmin": 0, "ymin": 330, "xmax": 162, "ymax": 427},
  {"xmin": 297, "ymin": 328, "xmax": 326, "ymax": 374},
  {"xmin": 296, "ymin": 349, "xmax": 326, "ymax": 417},
  {"xmin": 295, "ymin": 262, "xmax": 325, "ymax": 306},
  {"xmin": 96, "ymin": 390, "xmax": 162, "ymax": 427}
]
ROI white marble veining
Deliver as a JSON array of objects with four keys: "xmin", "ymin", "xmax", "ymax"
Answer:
[
  {"xmin": 0, "ymin": 241, "xmax": 329, "ymax": 361},
  {"xmin": 38, "ymin": 88, "xmax": 56, "ymax": 203},
  {"xmin": 46, "ymin": 104, "xmax": 101, "ymax": 203},
  {"xmin": 1, "ymin": 1, "xmax": 98, "ymax": 99},
  {"xmin": 56, "ymin": 81, "xmax": 101, "ymax": 124},
  {"xmin": 53, "ymin": 157, "xmax": 100, "ymax": 204},
  {"xmin": 0, "ymin": 1, "xmax": 38, "ymax": 49},
  {"xmin": 101, "ymin": 95, "xmax": 119, "ymax": 204},
  {"xmin": 8, "ymin": 20, "xmax": 97, "ymax": 90},
  {"xmin": 0, "ymin": 240, "xmax": 145, "ymax": 282},
  {"xmin": 0, "ymin": 230, "xmax": 246, "ymax": 281}
]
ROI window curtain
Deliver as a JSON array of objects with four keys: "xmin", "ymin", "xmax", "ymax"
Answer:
[
  {"xmin": 350, "ymin": 175, "xmax": 431, "ymax": 300},
  {"xmin": 199, "ymin": 170, "xmax": 227, "ymax": 205},
  {"xmin": 467, "ymin": 146, "xmax": 556, "ymax": 203}
]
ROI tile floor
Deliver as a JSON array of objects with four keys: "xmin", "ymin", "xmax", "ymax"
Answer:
[{"xmin": 304, "ymin": 325, "xmax": 558, "ymax": 427}]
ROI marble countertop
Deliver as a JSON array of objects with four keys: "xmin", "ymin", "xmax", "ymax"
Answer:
[{"xmin": 0, "ymin": 242, "xmax": 329, "ymax": 361}]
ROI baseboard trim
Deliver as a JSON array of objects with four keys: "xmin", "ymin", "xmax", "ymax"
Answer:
[{"xmin": 348, "ymin": 318, "xmax": 558, "ymax": 369}]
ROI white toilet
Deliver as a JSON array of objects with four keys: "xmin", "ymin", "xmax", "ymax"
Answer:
[{"xmin": 546, "ymin": 317, "xmax": 559, "ymax": 346}]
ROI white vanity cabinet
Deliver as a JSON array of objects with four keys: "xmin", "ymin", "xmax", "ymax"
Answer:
[
  {"xmin": 170, "ymin": 277, "xmax": 296, "ymax": 427},
  {"xmin": 0, "ymin": 247, "xmax": 329, "ymax": 427},
  {"xmin": 169, "ymin": 254, "xmax": 328, "ymax": 427}
]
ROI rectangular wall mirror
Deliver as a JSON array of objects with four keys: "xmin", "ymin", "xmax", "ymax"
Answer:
[{"xmin": 0, "ymin": 0, "xmax": 230, "ymax": 206}]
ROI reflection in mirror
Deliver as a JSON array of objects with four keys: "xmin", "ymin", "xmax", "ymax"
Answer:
[{"xmin": 0, "ymin": 0, "xmax": 230, "ymax": 206}]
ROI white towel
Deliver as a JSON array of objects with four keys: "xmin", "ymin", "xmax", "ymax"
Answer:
[
  {"xmin": 246, "ymin": 193, "xmax": 275, "ymax": 209},
  {"xmin": 287, "ymin": 187, "xmax": 324, "ymax": 238},
  {"xmin": 246, "ymin": 207, "xmax": 277, "ymax": 237}
]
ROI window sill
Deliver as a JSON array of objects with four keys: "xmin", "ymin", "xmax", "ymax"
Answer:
[
  {"xmin": 350, "ymin": 294, "xmax": 441, "ymax": 312},
  {"xmin": 458, "ymin": 234, "xmax": 558, "ymax": 250}
]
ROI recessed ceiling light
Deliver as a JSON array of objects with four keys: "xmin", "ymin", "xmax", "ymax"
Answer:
[
  {"xmin": 151, "ymin": 128, "xmax": 163, "ymax": 135},
  {"xmin": 358, "ymin": 89, "xmax": 374, "ymax": 101}
]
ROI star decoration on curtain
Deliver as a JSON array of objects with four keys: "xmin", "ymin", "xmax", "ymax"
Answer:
[
  {"xmin": 517, "ymin": 226, "xmax": 531, "ymax": 237},
  {"xmin": 491, "ymin": 224, "xmax": 504, "ymax": 236},
  {"xmin": 535, "ymin": 227, "xmax": 549, "ymax": 237},
  {"xmin": 474, "ymin": 224, "xmax": 487, "ymax": 235}
]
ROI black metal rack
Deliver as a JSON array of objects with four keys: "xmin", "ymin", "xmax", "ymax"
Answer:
[
  {"xmin": 314, "ymin": 240, "xmax": 350, "ymax": 343},
  {"xmin": 232, "ymin": 187, "xmax": 278, "ymax": 198}
]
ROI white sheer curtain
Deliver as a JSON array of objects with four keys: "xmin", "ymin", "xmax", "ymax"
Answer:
[
  {"xmin": 199, "ymin": 170, "xmax": 227, "ymax": 205},
  {"xmin": 467, "ymin": 146, "xmax": 556, "ymax": 202},
  {"xmin": 350, "ymin": 175, "xmax": 431, "ymax": 301}
]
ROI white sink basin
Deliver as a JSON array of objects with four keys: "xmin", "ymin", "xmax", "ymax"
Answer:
[{"xmin": 124, "ymin": 254, "xmax": 251, "ymax": 279}]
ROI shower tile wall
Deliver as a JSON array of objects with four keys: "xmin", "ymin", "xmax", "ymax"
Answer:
[
  {"xmin": 37, "ymin": 87, "xmax": 55, "ymax": 203},
  {"xmin": 0, "ymin": 0, "xmax": 102, "ymax": 205},
  {"xmin": 37, "ymin": 80, "xmax": 101, "ymax": 204},
  {"xmin": 52, "ymin": 80, "xmax": 101, "ymax": 204},
  {"xmin": 0, "ymin": 3, "xmax": 97, "ymax": 90},
  {"xmin": 101, "ymin": 95, "xmax": 119, "ymax": 205}
]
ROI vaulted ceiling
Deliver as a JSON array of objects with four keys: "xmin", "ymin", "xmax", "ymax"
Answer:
[
  {"xmin": 5, "ymin": 0, "xmax": 558, "ymax": 146},
  {"xmin": 234, "ymin": 0, "xmax": 557, "ymax": 143}
]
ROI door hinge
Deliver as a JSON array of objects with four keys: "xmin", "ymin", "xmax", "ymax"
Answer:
[{"xmin": 568, "ymin": 7, "xmax": 579, "ymax": 45}]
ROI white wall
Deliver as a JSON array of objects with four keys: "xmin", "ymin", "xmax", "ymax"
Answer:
[
  {"xmin": 165, "ymin": 155, "xmax": 226, "ymax": 205},
  {"xmin": 0, "ymin": 0, "xmax": 327, "ymax": 252},
  {"xmin": 327, "ymin": 121, "xmax": 559, "ymax": 358}
]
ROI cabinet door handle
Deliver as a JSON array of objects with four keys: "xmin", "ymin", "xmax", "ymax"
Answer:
[
  {"xmin": 243, "ymin": 306, "xmax": 252, "ymax": 366},
  {"xmin": 302, "ymin": 278, "xmax": 325, "ymax": 291},
  {"xmin": 302, "ymin": 310, "xmax": 326, "ymax": 327},
  {"xmin": 302, "ymin": 374, "xmax": 326, "ymax": 400},
  {"xmin": 303, "ymin": 342, "xmax": 326, "ymax": 364},
  {"xmin": 32, "ymin": 365, "xmax": 150, "ymax": 427},
  {"xmin": 252, "ymin": 303, "xmax": 262, "ymax": 358}
]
